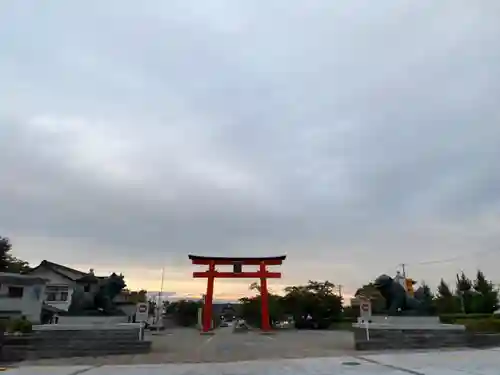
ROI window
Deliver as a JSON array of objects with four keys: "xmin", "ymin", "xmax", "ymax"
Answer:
[
  {"xmin": 84, "ymin": 284, "xmax": 90, "ymax": 293},
  {"xmin": 8, "ymin": 286, "xmax": 24, "ymax": 298},
  {"xmin": 45, "ymin": 285, "xmax": 69, "ymax": 302}
]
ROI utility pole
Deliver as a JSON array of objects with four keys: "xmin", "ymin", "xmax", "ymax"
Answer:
[
  {"xmin": 337, "ymin": 284, "xmax": 343, "ymax": 298},
  {"xmin": 400, "ymin": 263, "xmax": 407, "ymax": 279},
  {"xmin": 156, "ymin": 267, "xmax": 165, "ymax": 324}
]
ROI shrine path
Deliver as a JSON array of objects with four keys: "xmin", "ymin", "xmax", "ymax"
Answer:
[{"xmin": 18, "ymin": 327, "xmax": 356, "ymax": 365}]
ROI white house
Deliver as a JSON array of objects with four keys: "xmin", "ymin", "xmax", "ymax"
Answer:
[
  {"xmin": 0, "ymin": 272, "xmax": 48, "ymax": 323},
  {"xmin": 26, "ymin": 260, "xmax": 99, "ymax": 311}
]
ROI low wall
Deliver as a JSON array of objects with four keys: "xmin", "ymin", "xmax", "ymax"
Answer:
[
  {"xmin": 466, "ymin": 332, "xmax": 500, "ymax": 348},
  {"xmin": 33, "ymin": 323, "xmax": 141, "ymax": 330},
  {"xmin": 1, "ymin": 324, "xmax": 151, "ymax": 362},
  {"xmin": 354, "ymin": 327, "xmax": 500, "ymax": 351},
  {"xmin": 56, "ymin": 316, "xmax": 129, "ymax": 325},
  {"xmin": 357, "ymin": 316, "xmax": 442, "ymax": 325},
  {"xmin": 354, "ymin": 327, "xmax": 467, "ymax": 350}
]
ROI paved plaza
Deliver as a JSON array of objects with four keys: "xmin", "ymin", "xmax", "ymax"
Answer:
[
  {"xmin": 7, "ymin": 348, "xmax": 500, "ymax": 375},
  {"xmin": 16, "ymin": 327, "xmax": 355, "ymax": 365},
  {"xmin": 8, "ymin": 327, "xmax": 500, "ymax": 374}
]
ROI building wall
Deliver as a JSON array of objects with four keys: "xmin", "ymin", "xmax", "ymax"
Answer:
[
  {"xmin": 28, "ymin": 267, "xmax": 76, "ymax": 311},
  {"xmin": 0, "ymin": 282, "xmax": 46, "ymax": 323}
]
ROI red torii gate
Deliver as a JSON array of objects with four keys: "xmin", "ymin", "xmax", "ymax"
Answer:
[{"xmin": 189, "ymin": 255, "xmax": 286, "ymax": 333}]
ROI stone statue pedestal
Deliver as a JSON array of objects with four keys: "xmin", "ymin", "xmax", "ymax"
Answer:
[
  {"xmin": 353, "ymin": 315, "xmax": 467, "ymax": 351},
  {"xmin": 354, "ymin": 315, "xmax": 461, "ymax": 329}
]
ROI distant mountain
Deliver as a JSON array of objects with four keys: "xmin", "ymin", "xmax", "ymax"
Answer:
[{"xmin": 145, "ymin": 291, "xmax": 239, "ymax": 304}]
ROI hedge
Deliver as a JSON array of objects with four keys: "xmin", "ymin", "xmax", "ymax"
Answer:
[
  {"xmin": 439, "ymin": 313, "xmax": 492, "ymax": 324},
  {"xmin": 455, "ymin": 318, "xmax": 500, "ymax": 333},
  {"xmin": 1, "ymin": 318, "xmax": 33, "ymax": 334}
]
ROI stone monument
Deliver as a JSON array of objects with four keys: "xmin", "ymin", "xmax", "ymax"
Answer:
[
  {"xmin": 353, "ymin": 273, "xmax": 466, "ymax": 350},
  {"xmin": 67, "ymin": 272, "xmax": 127, "ymax": 316},
  {"xmin": 372, "ymin": 274, "xmax": 427, "ymax": 315}
]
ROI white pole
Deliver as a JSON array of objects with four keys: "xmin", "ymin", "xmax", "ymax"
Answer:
[{"xmin": 156, "ymin": 267, "xmax": 165, "ymax": 325}]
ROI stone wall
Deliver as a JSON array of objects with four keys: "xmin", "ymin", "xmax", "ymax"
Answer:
[
  {"xmin": 56, "ymin": 316, "xmax": 129, "ymax": 325},
  {"xmin": 354, "ymin": 327, "xmax": 500, "ymax": 350},
  {"xmin": 1, "ymin": 325, "xmax": 151, "ymax": 362},
  {"xmin": 466, "ymin": 332, "xmax": 500, "ymax": 348}
]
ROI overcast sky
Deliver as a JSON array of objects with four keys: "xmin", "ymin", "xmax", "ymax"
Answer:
[{"xmin": 1, "ymin": 1, "xmax": 500, "ymax": 300}]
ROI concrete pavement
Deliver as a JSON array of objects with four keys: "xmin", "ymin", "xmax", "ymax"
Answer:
[
  {"xmin": 16, "ymin": 328, "xmax": 356, "ymax": 365},
  {"xmin": 5, "ymin": 348, "xmax": 500, "ymax": 374}
]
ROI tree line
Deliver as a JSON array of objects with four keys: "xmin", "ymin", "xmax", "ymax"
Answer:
[
  {"xmin": 353, "ymin": 270, "xmax": 498, "ymax": 316},
  {"xmin": 0, "ymin": 236, "xmax": 30, "ymax": 273},
  {"xmin": 239, "ymin": 280, "xmax": 343, "ymax": 328}
]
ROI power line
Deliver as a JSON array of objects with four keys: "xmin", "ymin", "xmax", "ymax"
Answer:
[
  {"xmin": 410, "ymin": 248, "xmax": 499, "ymax": 266},
  {"xmin": 385, "ymin": 248, "xmax": 499, "ymax": 281}
]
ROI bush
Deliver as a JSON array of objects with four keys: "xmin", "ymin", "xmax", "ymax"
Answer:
[
  {"xmin": 456, "ymin": 318, "xmax": 500, "ymax": 333},
  {"xmin": 7, "ymin": 317, "xmax": 33, "ymax": 334},
  {"xmin": 341, "ymin": 316, "xmax": 357, "ymax": 323},
  {"xmin": 440, "ymin": 313, "xmax": 492, "ymax": 324},
  {"xmin": 295, "ymin": 318, "xmax": 331, "ymax": 330},
  {"xmin": 329, "ymin": 321, "xmax": 355, "ymax": 331},
  {"xmin": 0, "ymin": 318, "xmax": 8, "ymax": 332}
]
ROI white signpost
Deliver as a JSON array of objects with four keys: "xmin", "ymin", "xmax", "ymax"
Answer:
[
  {"xmin": 359, "ymin": 299, "xmax": 372, "ymax": 320},
  {"xmin": 136, "ymin": 302, "xmax": 149, "ymax": 322},
  {"xmin": 359, "ymin": 298, "xmax": 372, "ymax": 341}
]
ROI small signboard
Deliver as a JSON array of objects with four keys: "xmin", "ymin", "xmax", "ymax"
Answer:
[
  {"xmin": 136, "ymin": 302, "xmax": 149, "ymax": 322},
  {"xmin": 359, "ymin": 299, "xmax": 372, "ymax": 320},
  {"xmin": 233, "ymin": 262, "xmax": 243, "ymax": 273}
]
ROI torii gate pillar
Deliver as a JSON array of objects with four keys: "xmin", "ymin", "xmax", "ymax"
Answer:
[{"xmin": 189, "ymin": 255, "xmax": 286, "ymax": 333}]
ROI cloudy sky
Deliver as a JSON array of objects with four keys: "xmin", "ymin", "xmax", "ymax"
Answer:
[{"xmin": 1, "ymin": 1, "xmax": 500, "ymax": 300}]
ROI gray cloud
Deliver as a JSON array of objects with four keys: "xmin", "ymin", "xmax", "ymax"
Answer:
[{"xmin": 1, "ymin": 1, "xmax": 500, "ymax": 295}]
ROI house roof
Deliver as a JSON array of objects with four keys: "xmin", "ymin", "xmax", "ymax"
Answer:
[
  {"xmin": 0, "ymin": 272, "xmax": 49, "ymax": 286},
  {"xmin": 76, "ymin": 274, "xmax": 101, "ymax": 284},
  {"xmin": 27, "ymin": 260, "xmax": 89, "ymax": 281},
  {"xmin": 41, "ymin": 303, "xmax": 67, "ymax": 313}
]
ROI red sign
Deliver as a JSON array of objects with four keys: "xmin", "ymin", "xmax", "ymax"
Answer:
[
  {"xmin": 138, "ymin": 304, "xmax": 147, "ymax": 313},
  {"xmin": 361, "ymin": 303, "xmax": 369, "ymax": 312}
]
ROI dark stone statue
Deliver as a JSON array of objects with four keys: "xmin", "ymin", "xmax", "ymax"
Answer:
[
  {"xmin": 68, "ymin": 272, "xmax": 126, "ymax": 316},
  {"xmin": 93, "ymin": 273, "xmax": 126, "ymax": 313},
  {"xmin": 373, "ymin": 274, "xmax": 430, "ymax": 316}
]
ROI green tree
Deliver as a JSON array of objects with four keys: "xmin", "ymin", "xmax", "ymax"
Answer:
[
  {"xmin": 472, "ymin": 270, "xmax": 498, "ymax": 314},
  {"xmin": 0, "ymin": 236, "xmax": 30, "ymax": 273},
  {"xmin": 240, "ymin": 282, "xmax": 284, "ymax": 327},
  {"xmin": 249, "ymin": 281, "xmax": 261, "ymax": 293},
  {"xmin": 354, "ymin": 282, "xmax": 385, "ymax": 314},
  {"xmin": 455, "ymin": 272, "xmax": 474, "ymax": 313},
  {"xmin": 435, "ymin": 279, "xmax": 460, "ymax": 314},
  {"xmin": 281, "ymin": 280, "xmax": 342, "ymax": 328},
  {"xmin": 120, "ymin": 289, "xmax": 148, "ymax": 304},
  {"xmin": 239, "ymin": 280, "xmax": 343, "ymax": 329},
  {"xmin": 0, "ymin": 236, "xmax": 11, "ymax": 271},
  {"xmin": 437, "ymin": 279, "xmax": 453, "ymax": 298},
  {"xmin": 165, "ymin": 300, "xmax": 201, "ymax": 326},
  {"xmin": 417, "ymin": 282, "xmax": 437, "ymax": 315}
]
